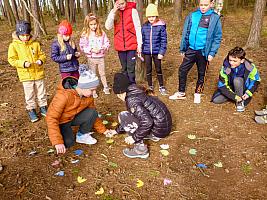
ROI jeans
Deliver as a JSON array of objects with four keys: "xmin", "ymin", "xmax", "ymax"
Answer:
[{"xmin": 59, "ymin": 108, "xmax": 98, "ymax": 148}]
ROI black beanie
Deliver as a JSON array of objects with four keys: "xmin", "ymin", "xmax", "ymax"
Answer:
[
  {"xmin": 113, "ymin": 73, "xmax": 130, "ymax": 94},
  {"xmin": 16, "ymin": 20, "xmax": 31, "ymax": 36}
]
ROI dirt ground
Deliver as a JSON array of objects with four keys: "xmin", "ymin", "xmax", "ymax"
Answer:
[{"xmin": 0, "ymin": 7, "xmax": 267, "ymax": 200}]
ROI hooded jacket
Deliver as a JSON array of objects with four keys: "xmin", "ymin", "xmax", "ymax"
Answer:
[
  {"xmin": 51, "ymin": 39, "xmax": 79, "ymax": 73},
  {"xmin": 212, "ymin": 58, "xmax": 260, "ymax": 101},
  {"xmin": 142, "ymin": 20, "xmax": 167, "ymax": 55},
  {"xmin": 8, "ymin": 32, "xmax": 46, "ymax": 82},
  {"xmin": 117, "ymin": 85, "xmax": 172, "ymax": 142},
  {"xmin": 46, "ymin": 77, "xmax": 107, "ymax": 146}
]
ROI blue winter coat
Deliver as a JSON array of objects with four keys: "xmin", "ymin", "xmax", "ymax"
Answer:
[
  {"xmin": 51, "ymin": 39, "xmax": 79, "ymax": 73},
  {"xmin": 180, "ymin": 9, "xmax": 222, "ymax": 58},
  {"xmin": 141, "ymin": 20, "xmax": 167, "ymax": 55}
]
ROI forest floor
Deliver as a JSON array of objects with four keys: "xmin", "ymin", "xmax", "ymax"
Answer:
[{"xmin": 0, "ymin": 7, "xmax": 267, "ymax": 200}]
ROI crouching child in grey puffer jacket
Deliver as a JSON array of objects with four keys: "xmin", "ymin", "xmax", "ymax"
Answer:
[{"xmin": 105, "ymin": 72, "xmax": 172, "ymax": 159}]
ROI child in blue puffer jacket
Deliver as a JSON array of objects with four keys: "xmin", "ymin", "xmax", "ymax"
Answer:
[
  {"xmin": 51, "ymin": 20, "xmax": 80, "ymax": 79},
  {"xmin": 142, "ymin": 4, "xmax": 168, "ymax": 95}
]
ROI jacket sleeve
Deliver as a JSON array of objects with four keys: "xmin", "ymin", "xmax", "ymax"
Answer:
[
  {"xmin": 51, "ymin": 41, "xmax": 68, "ymax": 63},
  {"xmin": 105, "ymin": 9, "xmax": 116, "ymax": 30},
  {"xmin": 128, "ymin": 98, "xmax": 153, "ymax": 143},
  {"xmin": 209, "ymin": 17, "xmax": 222, "ymax": 57},
  {"xmin": 132, "ymin": 9, "xmax": 142, "ymax": 50},
  {"xmin": 102, "ymin": 32, "xmax": 110, "ymax": 51},
  {"xmin": 217, "ymin": 66, "xmax": 236, "ymax": 101},
  {"xmin": 8, "ymin": 43, "xmax": 25, "ymax": 68},
  {"xmin": 159, "ymin": 25, "xmax": 167, "ymax": 55},
  {"xmin": 180, "ymin": 14, "xmax": 191, "ymax": 53},
  {"xmin": 37, "ymin": 43, "xmax": 46, "ymax": 64},
  {"xmin": 46, "ymin": 91, "xmax": 67, "ymax": 146},
  {"xmin": 244, "ymin": 64, "xmax": 261, "ymax": 97}
]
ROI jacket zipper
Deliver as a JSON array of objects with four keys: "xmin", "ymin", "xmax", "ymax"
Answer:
[
  {"xmin": 150, "ymin": 25, "xmax": 153, "ymax": 55},
  {"xmin": 122, "ymin": 11, "xmax": 126, "ymax": 49}
]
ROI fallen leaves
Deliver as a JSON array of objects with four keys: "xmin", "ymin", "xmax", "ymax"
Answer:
[
  {"xmin": 136, "ymin": 179, "xmax": 144, "ymax": 188},
  {"xmin": 77, "ymin": 176, "xmax": 87, "ymax": 183},
  {"xmin": 95, "ymin": 187, "xmax": 104, "ymax": 195},
  {"xmin": 160, "ymin": 149, "xmax": 169, "ymax": 156},
  {"xmin": 214, "ymin": 161, "xmax": 223, "ymax": 168},
  {"xmin": 189, "ymin": 148, "xmax": 197, "ymax": 155}
]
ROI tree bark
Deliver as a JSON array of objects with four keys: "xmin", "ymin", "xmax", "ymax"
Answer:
[
  {"xmin": 59, "ymin": 0, "xmax": 65, "ymax": 15},
  {"xmin": 174, "ymin": 0, "xmax": 182, "ymax": 24},
  {"xmin": 50, "ymin": 0, "xmax": 59, "ymax": 22},
  {"xmin": 3, "ymin": 0, "xmax": 16, "ymax": 26},
  {"xmin": 10, "ymin": 0, "xmax": 20, "ymax": 22},
  {"xmin": 245, "ymin": 0, "xmax": 266, "ymax": 49},
  {"xmin": 65, "ymin": 0, "xmax": 70, "ymax": 21},
  {"xmin": 82, "ymin": 0, "xmax": 89, "ymax": 17},
  {"xmin": 91, "ymin": 0, "xmax": 97, "ymax": 15},
  {"xmin": 107, "ymin": 0, "xmax": 113, "ymax": 13},
  {"xmin": 22, "ymin": 0, "xmax": 30, "ymax": 21},
  {"xmin": 69, "ymin": 0, "xmax": 75, "ymax": 23},
  {"xmin": 30, "ymin": 0, "xmax": 41, "ymax": 37},
  {"xmin": 0, "ymin": 0, "xmax": 7, "ymax": 18}
]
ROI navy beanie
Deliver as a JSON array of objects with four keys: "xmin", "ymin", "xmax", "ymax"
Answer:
[
  {"xmin": 113, "ymin": 73, "xmax": 130, "ymax": 94},
  {"xmin": 16, "ymin": 20, "xmax": 31, "ymax": 36}
]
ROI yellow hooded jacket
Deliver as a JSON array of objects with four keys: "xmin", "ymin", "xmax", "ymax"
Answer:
[{"xmin": 8, "ymin": 32, "xmax": 46, "ymax": 82}]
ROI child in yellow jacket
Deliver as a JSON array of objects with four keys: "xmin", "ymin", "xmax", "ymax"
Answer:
[{"xmin": 8, "ymin": 20, "xmax": 47, "ymax": 123}]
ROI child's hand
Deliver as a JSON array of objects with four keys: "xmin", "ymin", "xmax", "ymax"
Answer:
[
  {"xmin": 208, "ymin": 55, "xmax": 213, "ymax": 62},
  {"xmin": 36, "ymin": 60, "xmax": 42, "ymax": 65},
  {"xmin": 75, "ymin": 52, "xmax": 81, "ymax": 57},
  {"xmin": 125, "ymin": 136, "xmax": 135, "ymax": 145},
  {"xmin": 235, "ymin": 95, "xmax": 242, "ymax": 102},
  {"xmin": 158, "ymin": 54, "xmax": 164, "ymax": 59},
  {"xmin": 114, "ymin": 1, "xmax": 120, "ymax": 11},
  {"xmin": 242, "ymin": 93, "xmax": 249, "ymax": 100},
  {"xmin": 24, "ymin": 61, "xmax": 31, "ymax": 68},
  {"xmin": 55, "ymin": 144, "xmax": 66, "ymax": 154},
  {"xmin": 92, "ymin": 48, "xmax": 100, "ymax": 54},
  {"xmin": 66, "ymin": 54, "xmax": 72, "ymax": 60},
  {"xmin": 104, "ymin": 129, "xmax": 118, "ymax": 138}
]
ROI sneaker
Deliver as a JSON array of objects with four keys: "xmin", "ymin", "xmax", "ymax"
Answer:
[
  {"xmin": 159, "ymin": 86, "xmax": 168, "ymax": 96},
  {"xmin": 255, "ymin": 109, "xmax": 267, "ymax": 116},
  {"xmin": 93, "ymin": 92, "xmax": 98, "ymax": 98},
  {"xmin": 255, "ymin": 115, "xmax": 267, "ymax": 124},
  {"xmin": 169, "ymin": 91, "xmax": 186, "ymax": 100},
  {"xmin": 194, "ymin": 93, "xmax": 201, "ymax": 104},
  {"xmin": 144, "ymin": 133, "xmax": 161, "ymax": 142},
  {"xmin": 76, "ymin": 132, "xmax": 97, "ymax": 145},
  {"xmin": 148, "ymin": 86, "xmax": 154, "ymax": 92},
  {"xmin": 28, "ymin": 109, "xmax": 39, "ymax": 123},
  {"xmin": 40, "ymin": 106, "xmax": 47, "ymax": 117},
  {"xmin": 236, "ymin": 101, "xmax": 245, "ymax": 112},
  {"xmin": 103, "ymin": 87, "xmax": 110, "ymax": 95},
  {"xmin": 123, "ymin": 143, "xmax": 149, "ymax": 159}
]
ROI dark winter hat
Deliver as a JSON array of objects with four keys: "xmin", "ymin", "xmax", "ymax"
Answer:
[
  {"xmin": 16, "ymin": 20, "xmax": 31, "ymax": 35},
  {"xmin": 113, "ymin": 72, "xmax": 130, "ymax": 94},
  {"xmin": 78, "ymin": 64, "xmax": 99, "ymax": 89}
]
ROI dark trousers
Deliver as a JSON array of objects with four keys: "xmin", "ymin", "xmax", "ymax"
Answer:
[
  {"xmin": 118, "ymin": 50, "xmax": 136, "ymax": 84},
  {"xmin": 179, "ymin": 48, "xmax": 208, "ymax": 93},
  {"xmin": 144, "ymin": 54, "xmax": 164, "ymax": 87},
  {"xmin": 59, "ymin": 108, "xmax": 98, "ymax": 148}
]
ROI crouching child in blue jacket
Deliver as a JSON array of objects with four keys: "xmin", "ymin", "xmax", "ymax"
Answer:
[
  {"xmin": 107, "ymin": 73, "xmax": 172, "ymax": 159},
  {"xmin": 211, "ymin": 47, "xmax": 260, "ymax": 112}
]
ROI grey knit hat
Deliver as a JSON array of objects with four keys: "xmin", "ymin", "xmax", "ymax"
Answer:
[
  {"xmin": 78, "ymin": 64, "xmax": 99, "ymax": 89},
  {"xmin": 16, "ymin": 20, "xmax": 31, "ymax": 36}
]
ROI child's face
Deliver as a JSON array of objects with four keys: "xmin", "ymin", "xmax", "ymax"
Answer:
[
  {"xmin": 148, "ymin": 16, "xmax": 157, "ymax": 24},
  {"xmin": 229, "ymin": 56, "xmax": 244, "ymax": 68},
  {"xmin": 89, "ymin": 20, "xmax": 97, "ymax": 32},
  {"xmin": 18, "ymin": 34, "xmax": 30, "ymax": 42},
  {"xmin": 80, "ymin": 88, "xmax": 96, "ymax": 97},
  {"xmin": 199, "ymin": 0, "xmax": 212, "ymax": 13},
  {"xmin": 116, "ymin": 0, "xmax": 126, "ymax": 10},
  {"xmin": 62, "ymin": 35, "xmax": 70, "ymax": 41}
]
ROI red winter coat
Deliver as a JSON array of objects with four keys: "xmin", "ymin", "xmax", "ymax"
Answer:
[{"xmin": 114, "ymin": 2, "xmax": 137, "ymax": 51}]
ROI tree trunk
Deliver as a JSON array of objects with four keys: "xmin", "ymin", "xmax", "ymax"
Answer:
[
  {"xmin": 22, "ymin": 0, "xmax": 30, "ymax": 21},
  {"xmin": 82, "ymin": 0, "xmax": 89, "ymax": 17},
  {"xmin": 59, "ymin": 0, "xmax": 65, "ymax": 15},
  {"xmin": 10, "ymin": 0, "xmax": 20, "ymax": 22},
  {"xmin": 69, "ymin": 0, "xmax": 75, "ymax": 23},
  {"xmin": 50, "ymin": 0, "xmax": 59, "ymax": 22},
  {"xmin": 245, "ymin": 0, "xmax": 266, "ymax": 49},
  {"xmin": 3, "ymin": 0, "xmax": 16, "ymax": 26},
  {"xmin": 30, "ymin": 0, "xmax": 41, "ymax": 37},
  {"xmin": 91, "ymin": 0, "xmax": 97, "ymax": 15},
  {"xmin": 0, "ymin": 0, "xmax": 7, "ymax": 18},
  {"xmin": 77, "ymin": 0, "xmax": 81, "ymax": 13},
  {"xmin": 107, "ymin": 0, "xmax": 113, "ymax": 13},
  {"xmin": 65, "ymin": 0, "xmax": 70, "ymax": 21},
  {"xmin": 174, "ymin": 0, "xmax": 182, "ymax": 24}
]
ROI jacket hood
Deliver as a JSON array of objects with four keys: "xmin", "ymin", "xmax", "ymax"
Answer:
[
  {"xmin": 12, "ymin": 31, "xmax": 35, "ymax": 44},
  {"xmin": 152, "ymin": 19, "xmax": 166, "ymax": 27},
  {"xmin": 223, "ymin": 58, "xmax": 253, "ymax": 71}
]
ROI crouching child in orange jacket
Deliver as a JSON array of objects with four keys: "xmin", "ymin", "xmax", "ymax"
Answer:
[{"xmin": 46, "ymin": 65, "xmax": 111, "ymax": 154}]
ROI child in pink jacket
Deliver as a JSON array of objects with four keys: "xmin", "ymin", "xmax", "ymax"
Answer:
[{"xmin": 80, "ymin": 13, "xmax": 110, "ymax": 98}]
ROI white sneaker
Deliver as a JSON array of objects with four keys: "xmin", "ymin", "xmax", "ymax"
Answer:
[
  {"xmin": 236, "ymin": 101, "xmax": 245, "ymax": 112},
  {"xmin": 93, "ymin": 92, "xmax": 98, "ymax": 98},
  {"xmin": 194, "ymin": 93, "xmax": 201, "ymax": 104},
  {"xmin": 169, "ymin": 91, "xmax": 186, "ymax": 100},
  {"xmin": 103, "ymin": 87, "xmax": 110, "ymax": 95},
  {"xmin": 76, "ymin": 132, "xmax": 97, "ymax": 145}
]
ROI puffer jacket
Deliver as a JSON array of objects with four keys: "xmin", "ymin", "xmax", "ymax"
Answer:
[
  {"xmin": 212, "ymin": 58, "xmax": 260, "ymax": 102},
  {"xmin": 118, "ymin": 85, "xmax": 172, "ymax": 142},
  {"xmin": 46, "ymin": 77, "xmax": 106, "ymax": 146},
  {"xmin": 51, "ymin": 39, "xmax": 79, "ymax": 73},
  {"xmin": 142, "ymin": 20, "xmax": 167, "ymax": 55},
  {"xmin": 8, "ymin": 32, "xmax": 46, "ymax": 82}
]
